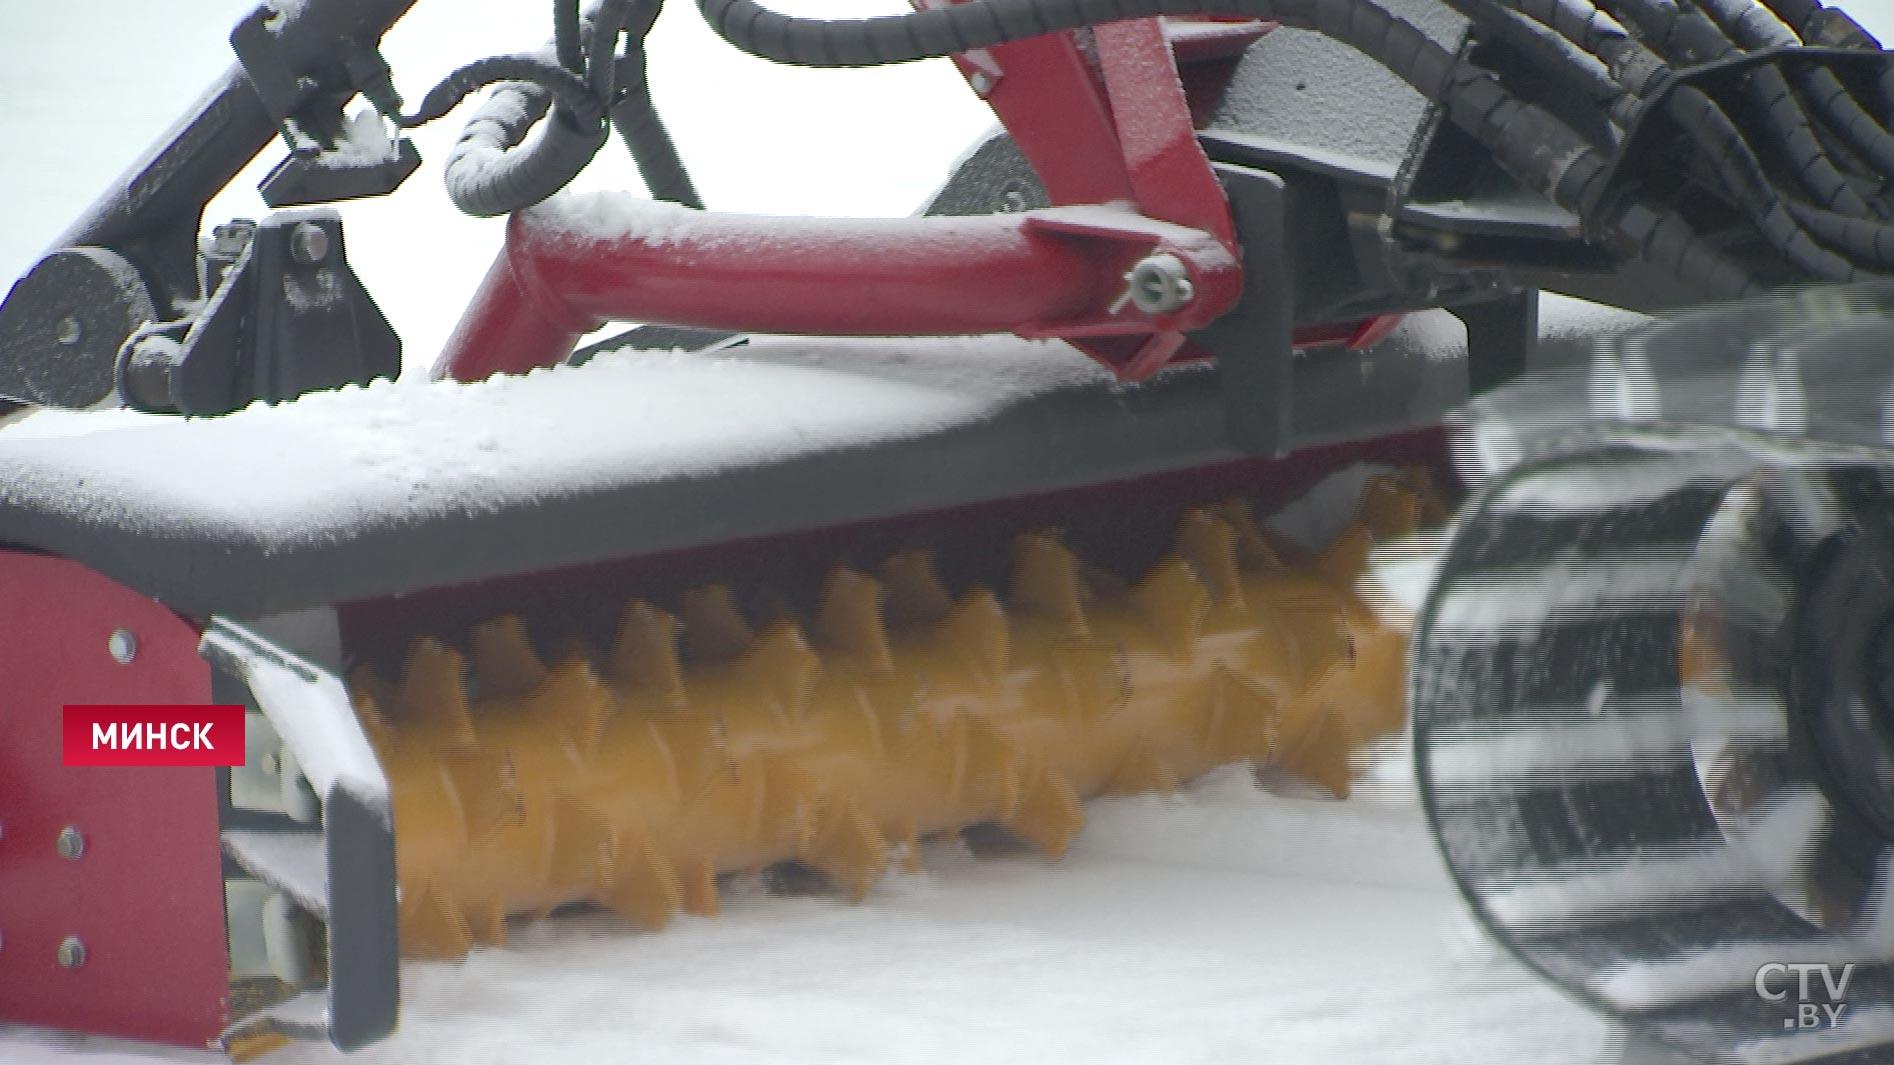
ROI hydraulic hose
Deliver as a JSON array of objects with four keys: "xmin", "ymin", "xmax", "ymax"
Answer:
[
  {"xmin": 556, "ymin": 0, "xmax": 586, "ymax": 73},
  {"xmin": 1666, "ymin": 83, "xmax": 1861, "ymax": 279},
  {"xmin": 406, "ymin": 0, "xmax": 634, "ymax": 217},
  {"xmin": 437, "ymin": 75, "xmax": 610, "ymax": 218},
  {"xmin": 1755, "ymin": 0, "xmax": 1894, "ymax": 123},
  {"xmin": 1448, "ymin": 0, "xmax": 1634, "ymax": 132},
  {"xmin": 1482, "ymin": 0, "xmax": 1881, "ymax": 275},
  {"xmin": 1689, "ymin": 0, "xmax": 1871, "ymax": 217},
  {"xmin": 1787, "ymin": 200, "xmax": 1894, "ymax": 265},
  {"xmin": 613, "ymin": 47, "xmax": 705, "ymax": 207}
]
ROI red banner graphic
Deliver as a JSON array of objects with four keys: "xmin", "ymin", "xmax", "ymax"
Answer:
[{"xmin": 62, "ymin": 705, "xmax": 246, "ymax": 767}]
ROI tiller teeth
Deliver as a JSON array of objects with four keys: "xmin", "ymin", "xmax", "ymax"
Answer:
[{"xmin": 360, "ymin": 472, "xmax": 1438, "ymax": 960}]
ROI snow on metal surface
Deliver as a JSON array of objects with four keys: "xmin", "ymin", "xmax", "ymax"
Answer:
[
  {"xmin": 323, "ymin": 110, "xmax": 403, "ymax": 168},
  {"xmin": 206, "ymin": 620, "xmax": 386, "ymax": 805},
  {"xmin": 0, "ymin": 334, "xmax": 1101, "ymax": 542}
]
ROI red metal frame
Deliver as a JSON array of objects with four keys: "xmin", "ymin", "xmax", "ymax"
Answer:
[
  {"xmin": 435, "ymin": 17, "xmax": 1397, "ymax": 385},
  {"xmin": 0, "ymin": 553, "xmax": 228, "ymax": 1048},
  {"xmin": 437, "ymin": 205, "xmax": 1242, "ymax": 383}
]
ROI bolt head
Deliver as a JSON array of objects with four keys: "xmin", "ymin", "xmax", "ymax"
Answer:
[
  {"xmin": 1125, "ymin": 254, "xmax": 1195, "ymax": 315},
  {"xmin": 969, "ymin": 71, "xmax": 995, "ymax": 96},
  {"xmin": 289, "ymin": 222, "xmax": 331, "ymax": 265},
  {"xmin": 57, "ymin": 937, "xmax": 86, "ymax": 969},
  {"xmin": 56, "ymin": 826, "xmax": 85, "ymax": 860},
  {"xmin": 108, "ymin": 628, "xmax": 137, "ymax": 665},
  {"xmin": 54, "ymin": 316, "xmax": 83, "ymax": 347}
]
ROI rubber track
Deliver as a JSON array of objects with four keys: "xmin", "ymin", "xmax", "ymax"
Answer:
[{"xmin": 1415, "ymin": 444, "xmax": 1894, "ymax": 1064}]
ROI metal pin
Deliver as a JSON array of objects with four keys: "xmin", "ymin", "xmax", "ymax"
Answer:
[{"xmin": 57, "ymin": 826, "xmax": 84, "ymax": 860}]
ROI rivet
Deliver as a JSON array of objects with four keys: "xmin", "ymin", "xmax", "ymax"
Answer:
[
  {"xmin": 55, "ymin": 317, "xmax": 83, "ymax": 346},
  {"xmin": 57, "ymin": 825, "xmax": 85, "ymax": 860},
  {"xmin": 57, "ymin": 937, "xmax": 86, "ymax": 969},
  {"xmin": 108, "ymin": 628, "xmax": 137, "ymax": 665}
]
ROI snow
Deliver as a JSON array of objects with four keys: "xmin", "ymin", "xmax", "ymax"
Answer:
[
  {"xmin": 523, "ymin": 190, "xmax": 713, "ymax": 246},
  {"xmin": 0, "ymin": 335, "xmax": 1102, "ymax": 546},
  {"xmin": 204, "ymin": 620, "xmax": 387, "ymax": 810},
  {"xmin": 326, "ymin": 110, "xmax": 402, "ymax": 168},
  {"xmin": 4, "ymin": 768, "xmax": 1619, "ymax": 1065}
]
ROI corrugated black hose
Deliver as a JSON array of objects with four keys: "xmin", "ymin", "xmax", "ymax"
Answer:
[
  {"xmin": 396, "ymin": 0, "xmax": 632, "ymax": 217},
  {"xmin": 1445, "ymin": 0, "xmax": 1636, "ymax": 133},
  {"xmin": 1485, "ymin": 0, "xmax": 1882, "ymax": 277},
  {"xmin": 613, "ymin": 56, "xmax": 705, "ymax": 204},
  {"xmin": 1680, "ymin": 0, "xmax": 1871, "ymax": 218},
  {"xmin": 556, "ymin": 0, "xmax": 587, "ymax": 74}
]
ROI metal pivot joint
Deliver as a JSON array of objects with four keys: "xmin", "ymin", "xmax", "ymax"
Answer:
[{"xmin": 115, "ymin": 211, "xmax": 400, "ymax": 416}]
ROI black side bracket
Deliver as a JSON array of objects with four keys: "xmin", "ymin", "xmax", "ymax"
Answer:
[
  {"xmin": 202, "ymin": 618, "xmax": 399, "ymax": 1053},
  {"xmin": 117, "ymin": 210, "xmax": 400, "ymax": 415},
  {"xmin": 1192, "ymin": 164, "xmax": 1297, "ymax": 457},
  {"xmin": 1451, "ymin": 289, "xmax": 1539, "ymax": 395},
  {"xmin": 1195, "ymin": 160, "xmax": 1539, "ymax": 454}
]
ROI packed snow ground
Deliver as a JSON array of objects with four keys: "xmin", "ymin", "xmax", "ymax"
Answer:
[
  {"xmin": 6, "ymin": 1, "xmax": 1894, "ymax": 1064},
  {"xmin": 9, "ymin": 763, "xmax": 1627, "ymax": 1065}
]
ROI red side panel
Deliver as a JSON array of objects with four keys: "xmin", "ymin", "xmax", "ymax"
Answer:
[{"xmin": 0, "ymin": 552, "xmax": 228, "ymax": 1047}]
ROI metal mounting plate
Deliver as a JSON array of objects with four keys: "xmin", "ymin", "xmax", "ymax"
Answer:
[{"xmin": 0, "ymin": 552, "xmax": 227, "ymax": 1047}]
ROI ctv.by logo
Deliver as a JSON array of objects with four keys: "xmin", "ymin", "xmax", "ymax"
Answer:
[{"xmin": 1754, "ymin": 963, "xmax": 1854, "ymax": 1030}]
